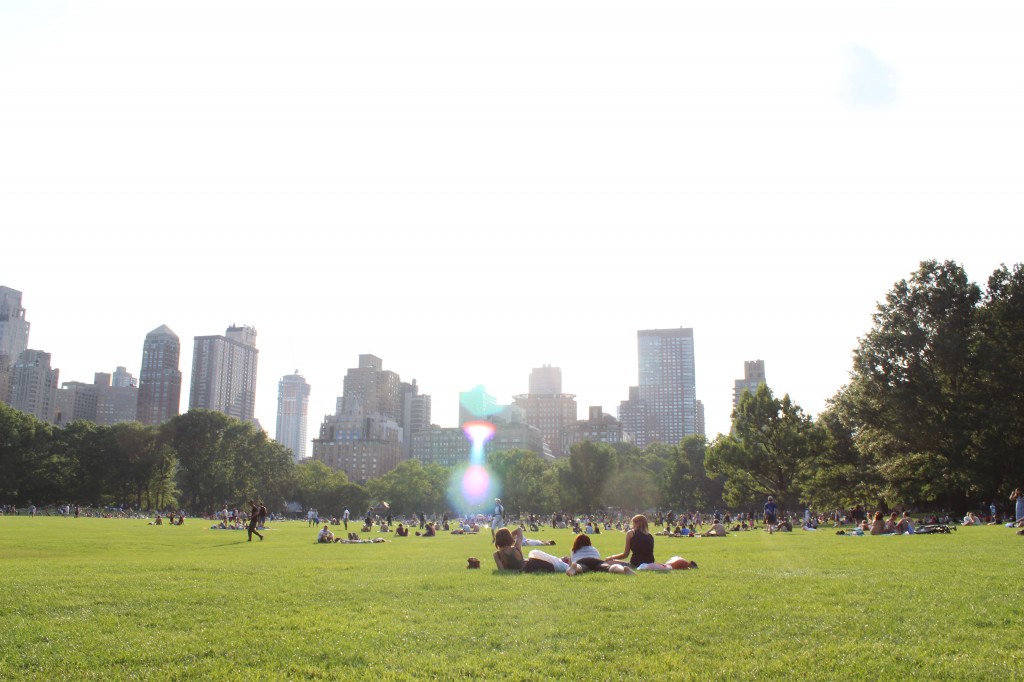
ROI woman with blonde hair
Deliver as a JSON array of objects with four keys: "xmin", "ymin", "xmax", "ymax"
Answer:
[{"xmin": 605, "ymin": 514, "xmax": 656, "ymax": 568}]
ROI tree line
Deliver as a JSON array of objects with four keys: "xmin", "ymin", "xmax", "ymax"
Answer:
[{"xmin": 2, "ymin": 260, "xmax": 1021, "ymax": 516}]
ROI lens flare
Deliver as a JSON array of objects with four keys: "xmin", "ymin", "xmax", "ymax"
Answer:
[
  {"xmin": 446, "ymin": 421, "xmax": 499, "ymax": 513},
  {"xmin": 460, "ymin": 465, "xmax": 490, "ymax": 505}
]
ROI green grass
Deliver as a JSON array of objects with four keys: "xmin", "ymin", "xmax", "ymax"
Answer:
[{"xmin": 1, "ymin": 518, "xmax": 1021, "ymax": 680}]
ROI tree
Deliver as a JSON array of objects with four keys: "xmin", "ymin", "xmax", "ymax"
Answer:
[
  {"xmin": 705, "ymin": 384, "xmax": 824, "ymax": 510},
  {"xmin": 843, "ymin": 260, "xmax": 982, "ymax": 508},
  {"xmin": 973, "ymin": 263, "xmax": 1024, "ymax": 494},
  {"xmin": 562, "ymin": 441, "xmax": 617, "ymax": 512},
  {"xmin": 660, "ymin": 436, "xmax": 723, "ymax": 511},
  {"xmin": 488, "ymin": 449, "xmax": 555, "ymax": 513},
  {"xmin": 0, "ymin": 402, "xmax": 53, "ymax": 505}
]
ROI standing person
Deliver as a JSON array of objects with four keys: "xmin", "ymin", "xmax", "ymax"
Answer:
[
  {"xmin": 307, "ymin": 508, "xmax": 315, "ymax": 527},
  {"xmin": 491, "ymin": 498, "xmax": 505, "ymax": 541},
  {"xmin": 763, "ymin": 496, "xmax": 778, "ymax": 527},
  {"xmin": 247, "ymin": 500, "xmax": 264, "ymax": 542},
  {"xmin": 222, "ymin": 505, "xmax": 230, "ymax": 527},
  {"xmin": 342, "ymin": 507, "xmax": 350, "ymax": 530},
  {"xmin": 1011, "ymin": 488, "xmax": 1024, "ymax": 526},
  {"xmin": 258, "ymin": 501, "xmax": 268, "ymax": 529}
]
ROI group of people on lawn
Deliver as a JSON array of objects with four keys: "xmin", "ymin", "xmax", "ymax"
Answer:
[{"xmin": 492, "ymin": 512, "xmax": 697, "ymax": 575}]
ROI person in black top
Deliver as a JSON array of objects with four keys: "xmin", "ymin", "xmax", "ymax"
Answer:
[
  {"xmin": 605, "ymin": 514, "xmax": 655, "ymax": 568},
  {"xmin": 247, "ymin": 500, "xmax": 263, "ymax": 542}
]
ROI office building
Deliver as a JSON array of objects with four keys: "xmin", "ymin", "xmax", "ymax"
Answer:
[
  {"xmin": 9, "ymin": 349, "xmax": 59, "ymax": 422},
  {"xmin": 733, "ymin": 360, "xmax": 767, "ymax": 408},
  {"xmin": 513, "ymin": 365, "xmax": 578, "ymax": 457},
  {"xmin": 575, "ymin": 406, "xmax": 623, "ymax": 445},
  {"xmin": 401, "ymin": 379, "xmax": 431, "ymax": 459},
  {"xmin": 312, "ymin": 355, "xmax": 408, "ymax": 482},
  {"xmin": 189, "ymin": 325, "xmax": 259, "ymax": 421},
  {"xmin": 53, "ymin": 370, "xmax": 138, "ymax": 426},
  {"xmin": 0, "ymin": 286, "xmax": 30, "ymax": 361},
  {"xmin": 0, "ymin": 286, "xmax": 31, "ymax": 406},
  {"xmin": 634, "ymin": 327, "xmax": 698, "ymax": 446},
  {"xmin": 137, "ymin": 325, "xmax": 182, "ymax": 425},
  {"xmin": 275, "ymin": 371, "xmax": 311, "ymax": 462}
]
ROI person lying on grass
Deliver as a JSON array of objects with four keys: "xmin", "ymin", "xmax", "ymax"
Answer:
[
  {"xmin": 564, "ymin": 533, "xmax": 634, "ymax": 575},
  {"xmin": 492, "ymin": 527, "xmax": 567, "ymax": 572}
]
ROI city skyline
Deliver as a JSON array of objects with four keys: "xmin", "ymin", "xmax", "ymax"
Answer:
[{"xmin": 2, "ymin": 3, "xmax": 1021, "ymax": 439}]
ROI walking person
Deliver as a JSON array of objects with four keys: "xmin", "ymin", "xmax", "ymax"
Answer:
[
  {"xmin": 258, "ymin": 501, "xmax": 268, "ymax": 528},
  {"xmin": 342, "ymin": 507, "xmax": 350, "ymax": 530},
  {"xmin": 247, "ymin": 500, "xmax": 264, "ymax": 542}
]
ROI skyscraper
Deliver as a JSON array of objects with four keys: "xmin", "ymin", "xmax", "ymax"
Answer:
[
  {"xmin": 312, "ymin": 355, "xmax": 405, "ymax": 482},
  {"xmin": 189, "ymin": 325, "xmax": 259, "ymax": 422},
  {"xmin": 275, "ymin": 370, "xmax": 311, "ymax": 462},
  {"xmin": 733, "ymin": 360, "xmax": 766, "ymax": 408},
  {"xmin": 10, "ymin": 349, "xmax": 59, "ymax": 422},
  {"xmin": 0, "ymin": 286, "xmax": 30, "ymax": 360},
  {"xmin": 137, "ymin": 325, "xmax": 182, "ymax": 425},
  {"xmin": 0, "ymin": 286, "xmax": 31, "ymax": 406},
  {"xmin": 401, "ymin": 379, "xmax": 432, "ymax": 459},
  {"xmin": 636, "ymin": 327, "xmax": 698, "ymax": 446},
  {"xmin": 513, "ymin": 365, "xmax": 578, "ymax": 457}
]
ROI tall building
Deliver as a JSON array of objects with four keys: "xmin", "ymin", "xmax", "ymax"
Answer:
[
  {"xmin": 618, "ymin": 386, "xmax": 647, "ymax": 446},
  {"xmin": 513, "ymin": 365, "xmax": 577, "ymax": 457},
  {"xmin": 137, "ymin": 325, "xmax": 182, "ymax": 425},
  {"xmin": 189, "ymin": 325, "xmax": 259, "ymax": 421},
  {"xmin": 635, "ymin": 327, "xmax": 698, "ymax": 446},
  {"xmin": 401, "ymin": 379, "xmax": 432, "ymax": 459},
  {"xmin": 733, "ymin": 360, "xmax": 767, "ymax": 408},
  {"xmin": 275, "ymin": 371, "xmax": 311, "ymax": 462},
  {"xmin": 0, "ymin": 286, "xmax": 30, "ymax": 358},
  {"xmin": 312, "ymin": 355, "xmax": 406, "ymax": 483},
  {"xmin": 10, "ymin": 349, "xmax": 59, "ymax": 422},
  {"xmin": 0, "ymin": 286, "xmax": 31, "ymax": 406},
  {"xmin": 458, "ymin": 384, "xmax": 499, "ymax": 425}
]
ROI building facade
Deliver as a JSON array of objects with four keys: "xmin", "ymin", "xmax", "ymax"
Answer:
[
  {"xmin": 632, "ymin": 327, "xmax": 698, "ymax": 447},
  {"xmin": 733, "ymin": 360, "xmax": 766, "ymax": 408},
  {"xmin": 312, "ymin": 355, "xmax": 411, "ymax": 482},
  {"xmin": 9, "ymin": 349, "xmax": 59, "ymax": 422},
  {"xmin": 575, "ymin": 406, "xmax": 624, "ymax": 445},
  {"xmin": 401, "ymin": 379, "xmax": 431, "ymax": 459},
  {"xmin": 512, "ymin": 365, "xmax": 577, "ymax": 457},
  {"xmin": 0, "ymin": 286, "xmax": 31, "ymax": 406},
  {"xmin": 189, "ymin": 325, "xmax": 259, "ymax": 421},
  {"xmin": 137, "ymin": 325, "xmax": 182, "ymax": 425},
  {"xmin": 275, "ymin": 370, "xmax": 311, "ymax": 462}
]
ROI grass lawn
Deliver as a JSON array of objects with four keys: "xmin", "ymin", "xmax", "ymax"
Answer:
[{"xmin": 1, "ymin": 517, "xmax": 1021, "ymax": 680}]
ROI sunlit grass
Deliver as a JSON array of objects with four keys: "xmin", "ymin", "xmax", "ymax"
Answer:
[{"xmin": 1, "ymin": 517, "xmax": 1020, "ymax": 680}]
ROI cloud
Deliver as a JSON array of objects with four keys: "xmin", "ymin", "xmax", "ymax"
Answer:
[{"xmin": 845, "ymin": 45, "xmax": 898, "ymax": 110}]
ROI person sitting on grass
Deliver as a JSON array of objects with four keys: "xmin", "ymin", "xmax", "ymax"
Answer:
[
  {"xmin": 604, "ymin": 514, "xmax": 656, "ymax": 569},
  {"xmin": 703, "ymin": 520, "xmax": 727, "ymax": 537},
  {"xmin": 869, "ymin": 511, "xmax": 889, "ymax": 535},
  {"xmin": 493, "ymin": 526, "xmax": 525, "ymax": 570},
  {"xmin": 318, "ymin": 524, "xmax": 336, "ymax": 543},
  {"xmin": 395, "ymin": 523, "xmax": 409, "ymax": 537},
  {"xmin": 420, "ymin": 522, "xmax": 436, "ymax": 537},
  {"xmin": 564, "ymin": 534, "xmax": 634, "ymax": 576}
]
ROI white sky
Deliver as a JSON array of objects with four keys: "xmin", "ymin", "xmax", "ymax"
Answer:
[{"xmin": 2, "ymin": 2, "xmax": 1022, "ymax": 441}]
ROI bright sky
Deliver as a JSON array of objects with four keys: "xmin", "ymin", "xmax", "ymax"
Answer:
[{"xmin": 2, "ymin": 2, "xmax": 1022, "ymax": 441}]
